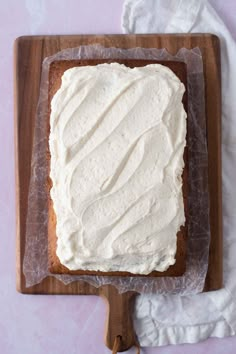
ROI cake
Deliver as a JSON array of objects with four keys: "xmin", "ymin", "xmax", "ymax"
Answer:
[{"xmin": 47, "ymin": 59, "xmax": 188, "ymax": 276}]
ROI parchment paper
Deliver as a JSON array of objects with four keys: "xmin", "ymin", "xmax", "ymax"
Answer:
[{"xmin": 23, "ymin": 45, "xmax": 210, "ymax": 295}]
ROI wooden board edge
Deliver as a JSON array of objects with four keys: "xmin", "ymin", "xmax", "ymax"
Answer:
[
  {"xmin": 13, "ymin": 33, "xmax": 220, "ymax": 41},
  {"xmin": 14, "ymin": 37, "xmax": 23, "ymax": 293},
  {"xmin": 204, "ymin": 34, "xmax": 223, "ymax": 291}
]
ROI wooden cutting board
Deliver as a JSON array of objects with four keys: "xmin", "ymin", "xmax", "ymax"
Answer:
[{"xmin": 14, "ymin": 34, "xmax": 222, "ymax": 352}]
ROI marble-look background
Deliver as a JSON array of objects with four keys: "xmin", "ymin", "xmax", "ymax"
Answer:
[{"xmin": 0, "ymin": 1, "xmax": 235, "ymax": 353}]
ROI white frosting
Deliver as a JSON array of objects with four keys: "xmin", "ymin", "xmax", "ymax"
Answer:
[{"xmin": 49, "ymin": 63, "xmax": 187, "ymax": 274}]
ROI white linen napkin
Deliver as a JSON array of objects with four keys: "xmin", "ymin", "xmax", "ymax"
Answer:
[{"xmin": 122, "ymin": 0, "xmax": 236, "ymax": 346}]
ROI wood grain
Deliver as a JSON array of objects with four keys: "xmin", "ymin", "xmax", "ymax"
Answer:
[
  {"xmin": 100, "ymin": 285, "xmax": 137, "ymax": 351},
  {"xmin": 15, "ymin": 34, "xmax": 222, "ymax": 352}
]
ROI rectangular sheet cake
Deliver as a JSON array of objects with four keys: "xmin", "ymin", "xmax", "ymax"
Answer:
[{"xmin": 47, "ymin": 59, "xmax": 188, "ymax": 277}]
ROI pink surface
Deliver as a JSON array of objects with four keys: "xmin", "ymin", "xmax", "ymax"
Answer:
[{"xmin": 0, "ymin": 0, "xmax": 235, "ymax": 353}]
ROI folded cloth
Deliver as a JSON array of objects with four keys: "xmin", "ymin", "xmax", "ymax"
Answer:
[{"xmin": 122, "ymin": 0, "xmax": 236, "ymax": 346}]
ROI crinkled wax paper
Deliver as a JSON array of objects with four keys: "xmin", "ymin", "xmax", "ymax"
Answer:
[{"xmin": 23, "ymin": 45, "xmax": 210, "ymax": 295}]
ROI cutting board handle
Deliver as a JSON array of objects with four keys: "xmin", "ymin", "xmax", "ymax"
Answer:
[{"xmin": 100, "ymin": 285, "xmax": 138, "ymax": 352}]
